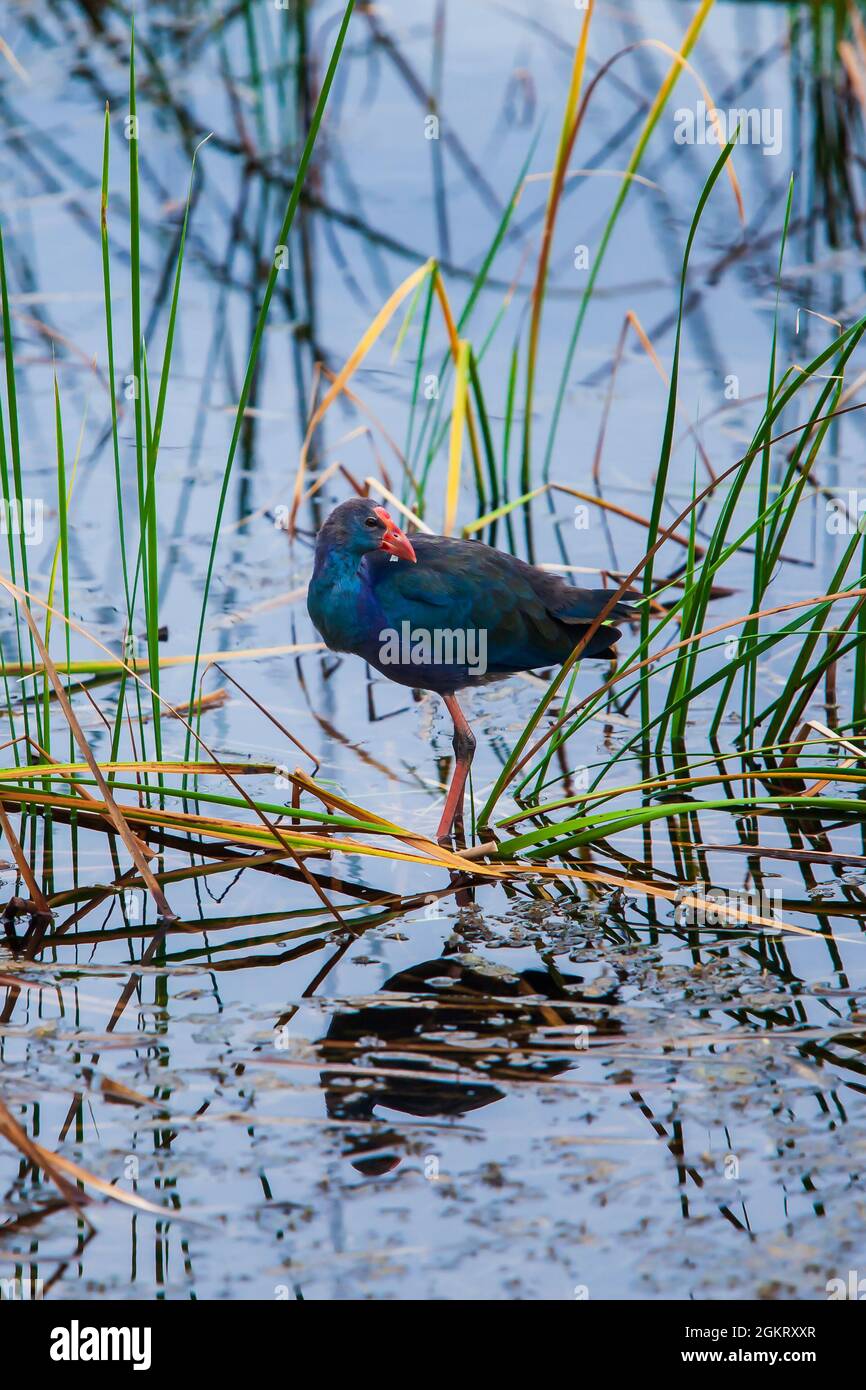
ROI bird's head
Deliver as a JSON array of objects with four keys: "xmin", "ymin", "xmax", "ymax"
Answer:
[{"xmin": 318, "ymin": 497, "xmax": 417, "ymax": 563}]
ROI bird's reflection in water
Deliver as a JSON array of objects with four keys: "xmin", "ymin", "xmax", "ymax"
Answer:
[{"xmin": 318, "ymin": 953, "xmax": 622, "ymax": 1176}]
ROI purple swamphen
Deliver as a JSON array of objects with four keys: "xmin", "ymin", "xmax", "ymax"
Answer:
[{"xmin": 307, "ymin": 497, "xmax": 636, "ymax": 841}]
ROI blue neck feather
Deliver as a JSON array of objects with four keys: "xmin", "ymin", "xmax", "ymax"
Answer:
[{"xmin": 309, "ymin": 542, "xmax": 383, "ymax": 653}]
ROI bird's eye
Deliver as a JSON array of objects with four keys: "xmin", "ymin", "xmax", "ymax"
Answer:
[{"xmin": 364, "ymin": 516, "xmax": 380, "ymax": 528}]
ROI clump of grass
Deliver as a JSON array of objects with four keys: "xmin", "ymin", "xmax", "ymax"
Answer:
[{"xmin": 1, "ymin": 2, "xmax": 865, "ymax": 958}]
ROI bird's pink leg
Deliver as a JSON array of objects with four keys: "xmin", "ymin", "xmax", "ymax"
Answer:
[{"xmin": 436, "ymin": 693, "xmax": 476, "ymax": 843}]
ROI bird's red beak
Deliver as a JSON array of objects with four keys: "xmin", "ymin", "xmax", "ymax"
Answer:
[{"xmin": 374, "ymin": 505, "xmax": 417, "ymax": 563}]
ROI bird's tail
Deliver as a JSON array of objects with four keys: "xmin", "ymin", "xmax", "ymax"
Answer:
[
  {"xmin": 555, "ymin": 586, "xmax": 640, "ymax": 621},
  {"xmin": 572, "ymin": 625, "xmax": 622, "ymax": 660},
  {"xmin": 555, "ymin": 586, "xmax": 640, "ymax": 661}
]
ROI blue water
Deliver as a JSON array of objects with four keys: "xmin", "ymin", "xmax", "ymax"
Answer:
[{"xmin": 1, "ymin": 0, "xmax": 866, "ymax": 1299}]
